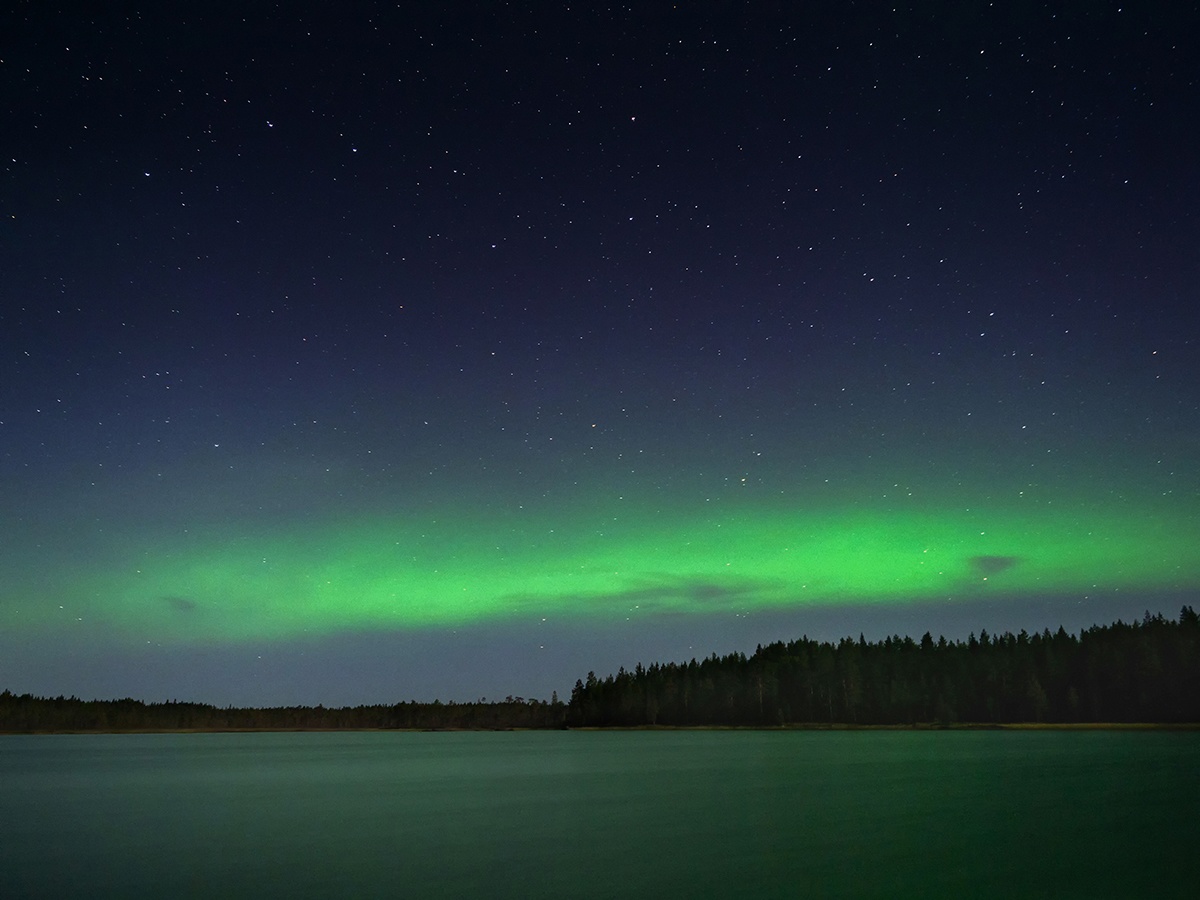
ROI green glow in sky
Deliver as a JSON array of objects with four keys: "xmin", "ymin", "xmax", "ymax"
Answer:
[{"xmin": 18, "ymin": 491, "xmax": 1196, "ymax": 642}]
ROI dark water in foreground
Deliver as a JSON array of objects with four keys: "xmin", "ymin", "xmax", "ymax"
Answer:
[{"xmin": 1, "ymin": 730, "xmax": 1197, "ymax": 898}]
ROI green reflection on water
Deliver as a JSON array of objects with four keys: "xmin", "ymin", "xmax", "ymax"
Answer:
[{"xmin": 1, "ymin": 731, "xmax": 1196, "ymax": 899}]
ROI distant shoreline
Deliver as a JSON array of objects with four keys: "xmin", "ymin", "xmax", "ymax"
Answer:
[
  {"xmin": 6, "ymin": 608, "xmax": 1198, "ymax": 732},
  {"xmin": 568, "ymin": 722, "xmax": 1200, "ymax": 731},
  {"xmin": 4, "ymin": 722, "xmax": 1198, "ymax": 735}
]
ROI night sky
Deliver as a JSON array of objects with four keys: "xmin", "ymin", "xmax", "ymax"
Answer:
[{"xmin": 3, "ymin": 1, "xmax": 1197, "ymax": 706}]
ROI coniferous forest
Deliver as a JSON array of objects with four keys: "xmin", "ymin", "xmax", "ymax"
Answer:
[
  {"xmin": 2, "ymin": 608, "xmax": 1198, "ymax": 732},
  {"xmin": 0, "ymin": 692, "xmax": 567, "ymax": 733},
  {"xmin": 567, "ymin": 607, "xmax": 1200, "ymax": 727}
]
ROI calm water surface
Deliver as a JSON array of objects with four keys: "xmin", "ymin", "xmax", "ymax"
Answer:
[{"xmin": 1, "ymin": 730, "xmax": 1197, "ymax": 898}]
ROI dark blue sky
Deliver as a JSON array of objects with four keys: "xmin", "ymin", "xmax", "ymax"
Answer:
[{"xmin": 2, "ymin": 1, "xmax": 1197, "ymax": 705}]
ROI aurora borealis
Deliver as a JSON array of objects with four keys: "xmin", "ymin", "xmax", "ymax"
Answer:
[
  {"xmin": 2, "ymin": 2, "xmax": 1197, "ymax": 705},
  {"xmin": 7, "ymin": 494, "xmax": 1196, "ymax": 641}
]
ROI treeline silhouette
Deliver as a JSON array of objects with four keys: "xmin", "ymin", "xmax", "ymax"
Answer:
[
  {"xmin": 3, "ymin": 608, "xmax": 1198, "ymax": 731},
  {"xmin": 0, "ymin": 693, "xmax": 566, "ymax": 733},
  {"xmin": 568, "ymin": 607, "xmax": 1200, "ymax": 726}
]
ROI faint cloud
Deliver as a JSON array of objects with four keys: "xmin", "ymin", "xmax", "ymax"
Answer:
[
  {"xmin": 969, "ymin": 555, "xmax": 1020, "ymax": 576},
  {"xmin": 163, "ymin": 595, "xmax": 198, "ymax": 613},
  {"xmin": 506, "ymin": 576, "xmax": 776, "ymax": 615}
]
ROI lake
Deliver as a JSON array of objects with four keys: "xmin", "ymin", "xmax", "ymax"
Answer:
[{"xmin": 1, "ymin": 730, "xmax": 1197, "ymax": 898}]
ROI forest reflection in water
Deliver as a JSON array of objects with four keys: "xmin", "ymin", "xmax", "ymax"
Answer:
[{"xmin": 1, "ymin": 730, "xmax": 1197, "ymax": 899}]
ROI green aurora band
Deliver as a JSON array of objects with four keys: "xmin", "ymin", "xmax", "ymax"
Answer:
[{"xmin": 15, "ymin": 492, "xmax": 1197, "ymax": 642}]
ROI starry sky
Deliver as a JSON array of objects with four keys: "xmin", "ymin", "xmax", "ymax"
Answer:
[{"xmin": 2, "ymin": 1, "xmax": 1197, "ymax": 706}]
